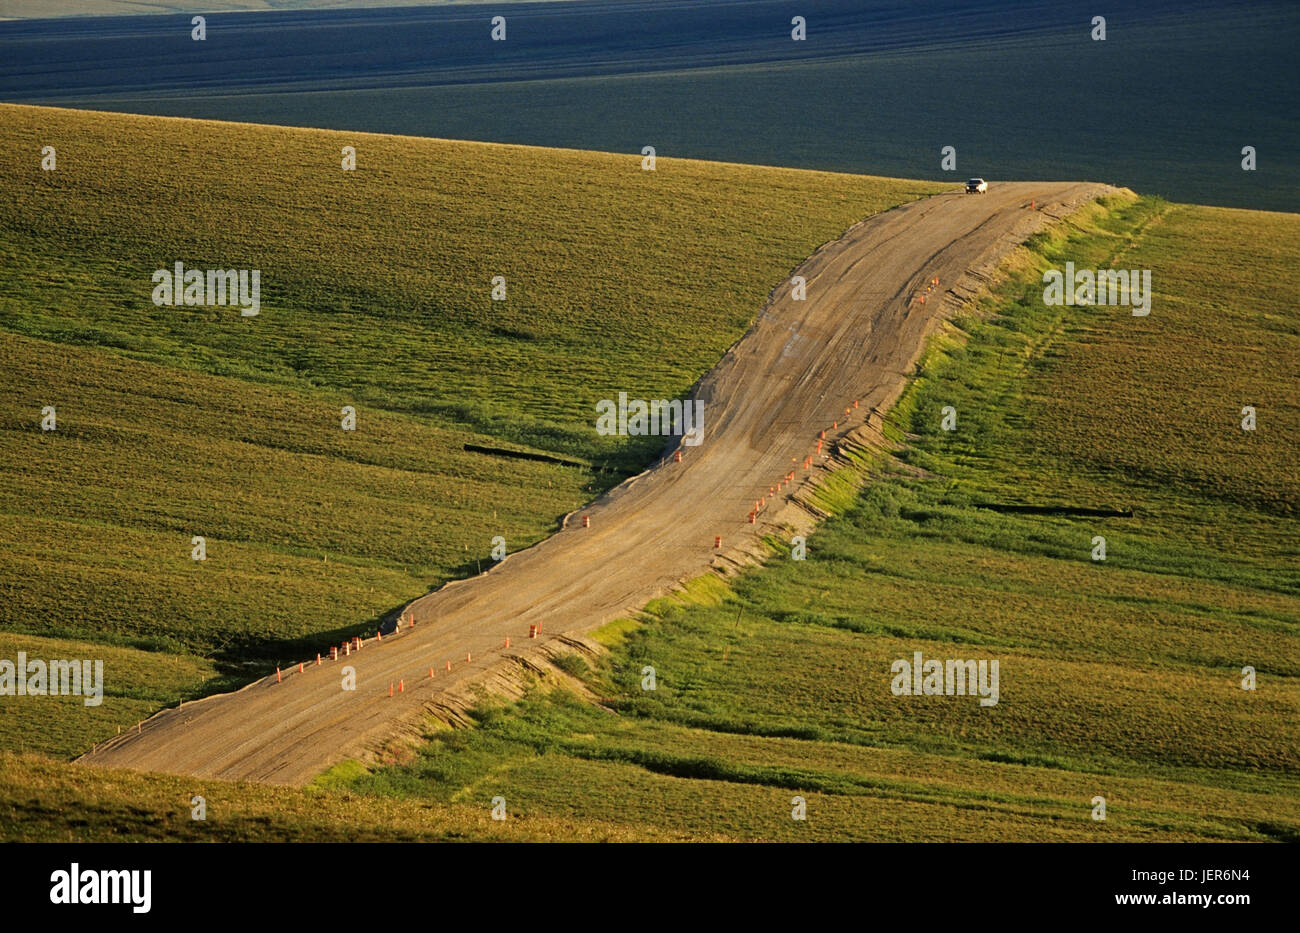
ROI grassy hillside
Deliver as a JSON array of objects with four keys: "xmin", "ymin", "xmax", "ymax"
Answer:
[
  {"xmin": 329, "ymin": 194, "xmax": 1300, "ymax": 842},
  {"xmin": 3, "ymin": 105, "xmax": 1293, "ymax": 844},
  {"xmin": 0, "ymin": 751, "xmax": 724, "ymax": 842},
  {"xmin": 0, "ymin": 103, "xmax": 943, "ymax": 760}
]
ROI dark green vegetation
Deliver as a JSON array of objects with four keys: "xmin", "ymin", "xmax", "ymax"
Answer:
[
  {"xmin": 0, "ymin": 103, "xmax": 941, "ymax": 760},
  {"xmin": 341, "ymin": 195, "xmax": 1300, "ymax": 841}
]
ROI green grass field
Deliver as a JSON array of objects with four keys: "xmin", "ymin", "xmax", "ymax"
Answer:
[
  {"xmin": 330, "ymin": 194, "xmax": 1300, "ymax": 842},
  {"xmin": 0, "ymin": 751, "xmax": 726, "ymax": 842},
  {"xmin": 0, "ymin": 103, "xmax": 942, "ymax": 763},
  {"xmin": 1, "ymin": 104, "xmax": 1294, "ymax": 842}
]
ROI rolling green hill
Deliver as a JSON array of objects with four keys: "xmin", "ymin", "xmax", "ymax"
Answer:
[
  {"xmin": 1, "ymin": 104, "xmax": 1294, "ymax": 842},
  {"xmin": 0, "ymin": 103, "xmax": 942, "ymax": 763}
]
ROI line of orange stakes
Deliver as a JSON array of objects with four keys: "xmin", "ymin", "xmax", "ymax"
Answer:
[
  {"xmin": 748, "ymin": 394, "xmax": 868, "ymax": 527},
  {"xmin": 373, "ymin": 626, "xmax": 543, "ymax": 695},
  {"xmin": 278, "ymin": 617, "xmax": 545, "ymax": 695}
]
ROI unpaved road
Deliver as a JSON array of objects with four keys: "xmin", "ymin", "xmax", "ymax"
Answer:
[{"xmin": 81, "ymin": 181, "xmax": 1113, "ymax": 784}]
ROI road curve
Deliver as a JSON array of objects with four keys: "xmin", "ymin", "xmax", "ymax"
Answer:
[{"xmin": 80, "ymin": 181, "xmax": 1114, "ymax": 784}]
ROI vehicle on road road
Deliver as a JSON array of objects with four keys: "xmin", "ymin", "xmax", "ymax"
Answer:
[{"xmin": 966, "ymin": 178, "xmax": 989, "ymax": 194}]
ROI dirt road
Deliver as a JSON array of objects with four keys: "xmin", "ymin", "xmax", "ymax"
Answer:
[{"xmin": 80, "ymin": 181, "xmax": 1113, "ymax": 784}]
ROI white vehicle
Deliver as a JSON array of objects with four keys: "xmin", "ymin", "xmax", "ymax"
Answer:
[{"xmin": 965, "ymin": 177, "xmax": 988, "ymax": 194}]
